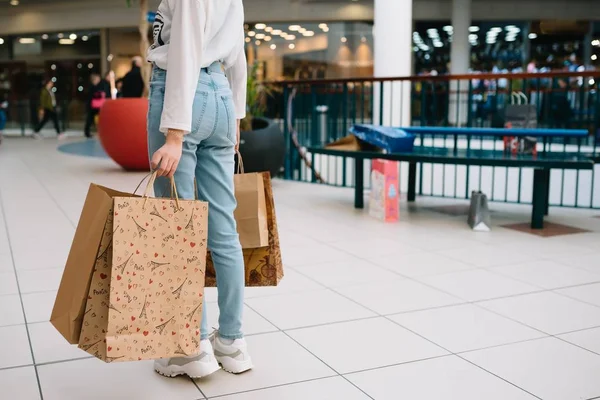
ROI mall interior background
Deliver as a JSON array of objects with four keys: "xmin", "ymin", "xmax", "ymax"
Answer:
[{"xmin": 0, "ymin": 0, "xmax": 599, "ymax": 129}]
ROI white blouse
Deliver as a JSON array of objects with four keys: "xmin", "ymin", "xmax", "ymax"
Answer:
[{"xmin": 147, "ymin": 0, "xmax": 247, "ymax": 134}]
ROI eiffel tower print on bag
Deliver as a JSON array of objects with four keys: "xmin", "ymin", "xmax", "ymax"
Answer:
[{"xmin": 78, "ymin": 173, "xmax": 209, "ymax": 362}]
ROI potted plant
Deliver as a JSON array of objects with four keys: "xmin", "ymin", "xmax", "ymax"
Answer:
[
  {"xmin": 238, "ymin": 62, "xmax": 285, "ymax": 177},
  {"xmin": 97, "ymin": 0, "xmax": 151, "ymax": 171}
]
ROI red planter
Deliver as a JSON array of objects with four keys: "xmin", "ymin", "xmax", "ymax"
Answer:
[{"xmin": 98, "ymin": 98, "xmax": 150, "ymax": 171}]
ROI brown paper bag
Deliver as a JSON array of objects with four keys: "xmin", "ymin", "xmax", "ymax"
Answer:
[
  {"xmin": 234, "ymin": 172, "xmax": 269, "ymax": 249},
  {"xmin": 51, "ymin": 184, "xmax": 134, "ymax": 344},
  {"xmin": 206, "ymin": 172, "xmax": 283, "ymax": 287},
  {"xmin": 79, "ymin": 181, "xmax": 209, "ymax": 362}
]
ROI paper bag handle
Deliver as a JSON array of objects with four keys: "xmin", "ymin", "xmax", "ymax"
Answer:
[
  {"xmin": 133, "ymin": 171, "xmax": 181, "ymax": 210},
  {"xmin": 236, "ymin": 151, "xmax": 245, "ymax": 174}
]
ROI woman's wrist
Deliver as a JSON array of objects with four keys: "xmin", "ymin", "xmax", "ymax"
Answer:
[{"xmin": 165, "ymin": 129, "xmax": 184, "ymax": 144}]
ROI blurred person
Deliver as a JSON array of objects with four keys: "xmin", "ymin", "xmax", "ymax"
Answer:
[
  {"xmin": 121, "ymin": 56, "xmax": 145, "ymax": 98},
  {"xmin": 115, "ymin": 79, "xmax": 124, "ymax": 98},
  {"xmin": 33, "ymin": 80, "xmax": 63, "ymax": 140},
  {"xmin": 84, "ymin": 74, "xmax": 107, "ymax": 138},
  {"xmin": 103, "ymin": 72, "xmax": 116, "ymax": 99},
  {"xmin": 147, "ymin": 0, "xmax": 251, "ymax": 379}
]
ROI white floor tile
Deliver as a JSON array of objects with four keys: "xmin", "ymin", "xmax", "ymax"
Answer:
[
  {"xmin": 0, "ymin": 252, "xmax": 14, "ymax": 272},
  {"xmin": 329, "ymin": 237, "xmax": 421, "ymax": 259},
  {"xmin": 197, "ymin": 332, "xmax": 335, "ymax": 398},
  {"xmin": 282, "ymin": 242, "xmax": 356, "ymax": 267},
  {"xmin": 214, "ymin": 376, "xmax": 369, "ymax": 400},
  {"xmin": 391, "ymin": 304, "xmax": 545, "ymax": 353},
  {"xmin": 293, "ymin": 258, "xmax": 399, "ymax": 288},
  {"xmin": 37, "ymin": 357, "xmax": 202, "ymax": 400},
  {"xmin": 0, "ymin": 294, "xmax": 26, "ymax": 327},
  {"xmin": 559, "ymin": 327, "xmax": 600, "ymax": 355},
  {"xmin": 438, "ymin": 244, "xmax": 537, "ymax": 268},
  {"xmin": 12, "ymin": 246, "xmax": 69, "ymax": 271},
  {"xmin": 335, "ymin": 279, "xmax": 463, "ymax": 315},
  {"xmin": 554, "ymin": 252, "xmax": 600, "ymax": 274},
  {"xmin": 0, "ymin": 325, "xmax": 33, "ymax": 368},
  {"xmin": 347, "ymin": 355, "xmax": 537, "ymax": 400},
  {"xmin": 204, "ymin": 303, "xmax": 278, "ymax": 336},
  {"xmin": 418, "ymin": 269, "xmax": 540, "ymax": 302},
  {"xmin": 288, "ymin": 317, "xmax": 447, "ymax": 373},
  {"xmin": 0, "ymin": 271, "xmax": 19, "ymax": 296},
  {"xmin": 243, "ymin": 269, "xmax": 324, "ymax": 299},
  {"xmin": 245, "ymin": 290, "xmax": 375, "ymax": 330},
  {"xmin": 490, "ymin": 260, "xmax": 600, "ymax": 290},
  {"xmin": 369, "ymin": 250, "xmax": 474, "ymax": 278},
  {"xmin": 17, "ymin": 268, "xmax": 63, "ymax": 294},
  {"xmin": 22, "ymin": 291, "xmax": 57, "ymax": 323},
  {"xmin": 556, "ymin": 283, "xmax": 600, "ymax": 308},
  {"xmin": 462, "ymin": 337, "xmax": 600, "ymax": 400},
  {"xmin": 29, "ymin": 322, "xmax": 89, "ymax": 364},
  {"xmin": 0, "ymin": 366, "xmax": 41, "ymax": 400},
  {"xmin": 479, "ymin": 292, "xmax": 600, "ymax": 335}
]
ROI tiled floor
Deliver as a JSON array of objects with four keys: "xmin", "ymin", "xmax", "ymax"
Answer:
[{"xmin": 2, "ymin": 137, "xmax": 600, "ymax": 399}]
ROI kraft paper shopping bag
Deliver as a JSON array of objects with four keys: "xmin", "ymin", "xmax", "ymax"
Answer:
[
  {"xmin": 206, "ymin": 172, "xmax": 283, "ymax": 287},
  {"xmin": 51, "ymin": 183, "xmax": 135, "ymax": 344},
  {"xmin": 79, "ymin": 174, "xmax": 209, "ymax": 362}
]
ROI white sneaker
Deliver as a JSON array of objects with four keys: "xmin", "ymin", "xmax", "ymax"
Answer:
[
  {"xmin": 154, "ymin": 339, "xmax": 220, "ymax": 378},
  {"xmin": 57, "ymin": 133, "xmax": 67, "ymax": 141},
  {"xmin": 210, "ymin": 332, "xmax": 253, "ymax": 374},
  {"xmin": 32, "ymin": 133, "xmax": 43, "ymax": 140}
]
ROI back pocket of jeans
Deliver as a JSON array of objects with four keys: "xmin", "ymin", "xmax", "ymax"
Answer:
[{"xmin": 220, "ymin": 95, "xmax": 237, "ymax": 145}]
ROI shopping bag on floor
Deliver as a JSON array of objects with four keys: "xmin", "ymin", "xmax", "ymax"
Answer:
[
  {"xmin": 78, "ymin": 174, "xmax": 209, "ymax": 362},
  {"xmin": 51, "ymin": 184, "xmax": 133, "ymax": 344},
  {"xmin": 234, "ymin": 156, "xmax": 269, "ymax": 249},
  {"xmin": 205, "ymin": 172, "xmax": 283, "ymax": 287},
  {"xmin": 468, "ymin": 191, "xmax": 491, "ymax": 232}
]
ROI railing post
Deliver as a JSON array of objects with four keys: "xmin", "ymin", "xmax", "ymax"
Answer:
[{"xmin": 283, "ymin": 85, "xmax": 292, "ymax": 180}]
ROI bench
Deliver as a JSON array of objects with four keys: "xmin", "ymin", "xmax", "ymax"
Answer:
[{"xmin": 308, "ymin": 127, "xmax": 594, "ymax": 229}]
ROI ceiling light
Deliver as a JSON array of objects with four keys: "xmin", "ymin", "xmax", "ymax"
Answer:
[
  {"xmin": 490, "ymin": 27, "xmax": 502, "ymax": 33},
  {"xmin": 51, "ymin": 77, "xmax": 57, "ymax": 83},
  {"xmin": 528, "ymin": 33, "xmax": 538, "ymax": 40},
  {"xmin": 59, "ymin": 38, "xmax": 75, "ymax": 45},
  {"xmin": 298, "ymin": 28, "xmax": 306, "ymax": 34},
  {"xmin": 592, "ymin": 55, "xmax": 598, "ymax": 61},
  {"xmin": 289, "ymin": 25, "xmax": 301, "ymax": 31},
  {"xmin": 69, "ymin": 33, "xmax": 77, "ymax": 40},
  {"xmin": 51, "ymin": 87, "xmax": 57, "ymax": 93},
  {"xmin": 505, "ymin": 36, "xmax": 516, "ymax": 42},
  {"xmin": 303, "ymin": 31, "xmax": 315, "ymax": 37},
  {"xmin": 107, "ymin": 54, "xmax": 114, "ymax": 62},
  {"xmin": 0, "ymin": 38, "xmax": 4, "ymax": 45},
  {"xmin": 341, "ymin": 37, "xmax": 347, "ymax": 43},
  {"xmin": 433, "ymin": 42, "xmax": 443, "ymax": 48},
  {"xmin": 272, "ymin": 29, "xmax": 282, "ymax": 35},
  {"xmin": 51, "ymin": 64, "xmax": 56, "ymax": 70},
  {"xmin": 265, "ymin": 27, "xmax": 273, "ymax": 32},
  {"xmin": 469, "ymin": 34, "xmax": 478, "ymax": 40},
  {"xmin": 18, "ymin": 38, "xmax": 36, "ymax": 44},
  {"xmin": 264, "ymin": 36, "xmax": 272, "ymax": 41},
  {"xmin": 57, "ymin": 33, "xmax": 64, "ymax": 39},
  {"xmin": 255, "ymin": 40, "xmax": 261, "ymax": 46},
  {"xmin": 592, "ymin": 39, "xmax": 600, "ymax": 46},
  {"xmin": 245, "ymin": 37, "xmax": 251, "ymax": 43},
  {"xmin": 82, "ymin": 35, "xmax": 89, "ymax": 41},
  {"xmin": 255, "ymin": 23, "xmax": 266, "ymax": 30},
  {"xmin": 318, "ymin": 23, "xmax": 328, "ymax": 29},
  {"xmin": 88, "ymin": 63, "xmax": 94, "ymax": 69},
  {"xmin": 322, "ymin": 27, "xmax": 329, "ymax": 32},
  {"xmin": 78, "ymin": 86, "xmax": 84, "ymax": 92},
  {"xmin": 590, "ymin": 79, "xmax": 595, "ymax": 85},
  {"xmin": 247, "ymin": 31, "xmax": 256, "ymax": 37},
  {"xmin": 286, "ymin": 35, "xmax": 296, "ymax": 40},
  {"xmin": 469, "ymin": 26, "xmax": 480, "ymax": 32},
  {"xmin": 255, "ymin": 33, "xmax": 265, "ymax": 39},
  {"xmin": 289, "ymin": 43, "xmax": 295, "ymax": 49},
  {"xmin": 270, "ymin": 44, "xmax": 276, "ymax": 50},
  {"xmin": 10, "ymin": 0, "xmax": 19, "ymax": 5},
  {"xmin": 442, "ymin": 25, "xmax": 453, "ymax": 32},
  {"xmin": 361, "ymin": 36, "xmax": 367, "ymax": 43},
  {"xmin": 41, "ymin": 34, "xmax": 49, "ymax": 40}
]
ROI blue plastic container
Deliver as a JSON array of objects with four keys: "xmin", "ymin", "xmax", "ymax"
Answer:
[{"xmin": 349, "ymin": 124, "xmax": 416, "ymax": 153}]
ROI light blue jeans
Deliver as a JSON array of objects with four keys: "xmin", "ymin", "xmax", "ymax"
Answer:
[{"xmin": 147, "ymin": 62, "xmax": 244, "ymax": 340}]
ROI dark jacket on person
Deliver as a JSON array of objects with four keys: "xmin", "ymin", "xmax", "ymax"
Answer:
[{"xmin": 121, "ymin": 64, "xmax": 145, "ymax": 98}]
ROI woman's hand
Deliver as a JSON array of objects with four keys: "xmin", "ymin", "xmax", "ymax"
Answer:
[{"xmin": 151, "ymin": 129, "xmax": 184, "ymax": 177}]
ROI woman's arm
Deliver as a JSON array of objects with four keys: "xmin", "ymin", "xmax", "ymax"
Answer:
[
  {"xmin": 226, "ymin": 39, "xmax": 248, "ymax": 120},
  {"xmin": 159, "ymin": 0, "xmax": 206, "ymax": 134}
]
